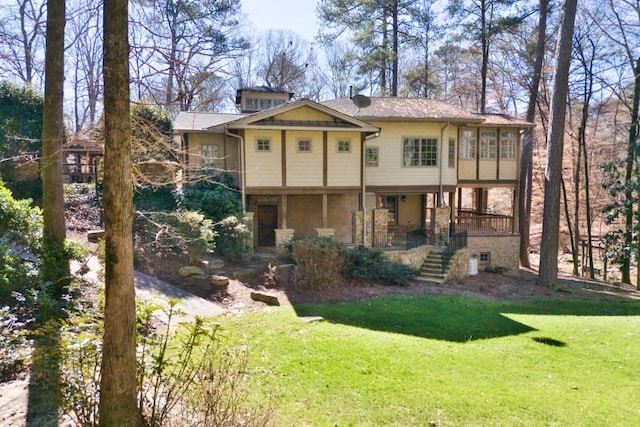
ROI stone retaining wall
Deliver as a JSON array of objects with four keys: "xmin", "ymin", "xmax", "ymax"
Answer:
[{"xmin": 383, "ymin": 245, "xmax": 431, "ymax": 269}]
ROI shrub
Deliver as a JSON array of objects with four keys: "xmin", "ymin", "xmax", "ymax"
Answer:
[
  {"xmin": 178, "ymin": 172, "xmax": 243, "ymax": 222},
  {"xmin": 134, "ymin": 184, "xmax": 177, "ymax": 212},
  {"xmin": 57, "ymin": 298, "xmax": 272, "ymax": 427},
  {"xmin": 345, "ymin": 245, "xmax": 419, "ymax": 286},
  {"xmin": 135, "ymin": 210, "xmax": 216, "ymax": 264},
  {"xmin": 0, "ymin": 302, "xmax": 32, "ymax": 382},
  {"xmin": 291, "ymin": 237, "xmax": 348, "ymax": 288},
  {"xmin": 215, "ymin": 215, "xmax": 253, "ymax": 262}
]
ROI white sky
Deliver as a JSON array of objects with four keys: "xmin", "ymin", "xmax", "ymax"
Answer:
[{"xmin": 240, "ymin": 0, "xmax": 320, "ymax": 42}]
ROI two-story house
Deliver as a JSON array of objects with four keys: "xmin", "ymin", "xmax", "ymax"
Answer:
[{"xmin": 174, "ymin": 88, "xmax": 533, "ymax": 274}]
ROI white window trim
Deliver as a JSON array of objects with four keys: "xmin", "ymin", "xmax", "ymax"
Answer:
[
  {"xmin": 366, "ymin": 147, "xmax": 379, "ymax": 167},
  {"xmin": 297, "ymin": 138, "xmax": 312, "ymax": 153},
  {"xmin": 402, "ymin": 136, "xmax": 438, "ymax": 167},
  {"xmin": 256, "ymin": 137, "xmax": 271, "ymax": 152},
  {"xmin": 337, "ymin": 138, "xmax": 351, "ymax": 153}
]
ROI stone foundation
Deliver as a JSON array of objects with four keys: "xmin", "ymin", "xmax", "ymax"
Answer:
[
  {"xmin": 315, "ymin": 228, "xmax": 336, "ymax": 238},
  {"xmin": 275, "ymin": 228, "xmax": 295, "ymax": 254},
  {"xmin": 467, "ymin": 234, "xmax": 520, "ymax": 276}
]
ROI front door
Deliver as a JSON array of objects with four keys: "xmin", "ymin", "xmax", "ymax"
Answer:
[{"xmin": 258, "ymin": 205, "xmax": 278, "ymax": 246}]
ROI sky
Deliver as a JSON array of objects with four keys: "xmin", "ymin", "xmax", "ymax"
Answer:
[{"xmin": 240, "ymin": 0, "xmax": 320, "ymax": 42}]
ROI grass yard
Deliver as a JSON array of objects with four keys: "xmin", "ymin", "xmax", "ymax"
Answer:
[{"xmin": 222, "ymin": 294, "xmax": 640, "ymax": 426}]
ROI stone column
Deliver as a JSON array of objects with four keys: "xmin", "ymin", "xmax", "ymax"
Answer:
[
  {"xmin": 433, "ymin": 206, "xmax": 451, "ymax": 246},
  {"xmin": 243, "ymin": 212, "xmax": 254, "ymax": 247},
  {"xmin": 275, "ymin": 228, "xmax": 295, "ymax": 254},
  {"xmin": 352, "ymin": 210, "xmax": 373, "ymax": 247},
  {"xmin": 315, "ymin": 228, "xmax": 335, "ymax": 239},
  {"xmin": 372, "ymin": 208, "xmax": 389, "ymax": 247}
]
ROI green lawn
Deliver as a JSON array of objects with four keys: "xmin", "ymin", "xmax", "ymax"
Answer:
[{"xmin": 222, "ymin": 295, "xmax": 640, "ymax": 426}]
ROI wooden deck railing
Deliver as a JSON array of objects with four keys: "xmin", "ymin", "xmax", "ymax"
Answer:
[{"xmin": 455, "ymin": 211, "xmax": 513, "ymax": 234}]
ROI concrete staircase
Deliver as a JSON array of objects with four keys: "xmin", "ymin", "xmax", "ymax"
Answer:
[{"xmin": 418, "ymin": 248, "xmax": 452, "ymax": 284}]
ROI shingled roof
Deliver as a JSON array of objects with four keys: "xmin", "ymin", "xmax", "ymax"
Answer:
[
  {"xmin": 173, "ymin": 112, "xmax": 246, "ymax": 131},
  {"xmin": 322, "ymin": 97, "xmax": 484, "ymax": 123}
]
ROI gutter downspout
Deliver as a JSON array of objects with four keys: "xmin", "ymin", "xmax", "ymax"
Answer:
[
  {"xmin": 225, "ymin": 128, "xmax": 246, "ymax": 213},
  {"xmin": 439, "ymin": 122, "xmax": 450, "ymax": 207},
  {"xmin": 362, "ymin": 131, "xmax": 380, "ymax": 246}
]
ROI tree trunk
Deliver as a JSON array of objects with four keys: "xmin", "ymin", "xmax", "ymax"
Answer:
[
  {"xmin": 519, "ymin": 0, "xmax": 548, "ymax": 268},
  {"xmin": 98, "ymin": 0, "xmax": 141, "ymax": 424},
  {"xmin": 41, "ymin": 0, "xmax": 68, "ymax": 288},
  {"xmin": 391, "ymin": 0, "xmax": 399, "ymax": 96},
  {"xmin": 622, "ymin": 57, "xmax": 640, "ymax": 286},
  {"xmin": 538, "ymin": 0, "xmax": 577, "ymax": 286},
  {"xmin": 479, "ymin": 0, "xmax": 488, "ymax": 114}
]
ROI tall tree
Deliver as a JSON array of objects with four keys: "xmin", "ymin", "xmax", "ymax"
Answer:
[
  {"xmin": 98, "ymin": 0, "xmax": 140, "ymax": 424},
  {"xmin": 448, "ymin": 0, "xmax": 525, "ymax": 113},
  {"xmin": 538, "ymin": 0, "xmax": 578, "ymax": 286},
  {"xmin": 592, "ymin": 0, "xmax": 640, "ymax": 286},
  {"xmin": 41, "ymin": 0, "xmax": 68, "ymax": 288},
  {"xmin": 317, "ymin": 0, "xmax": 414, "ymax": 96},
  {"xmin": 0, "ymin": 0, "xmax": 46, "ymax": 88},
  {"xmin": 519, "ymin": 0, "xmax": 548, "ymax": 268},
  {"xmin": 129, "ymin": 0, "xmax": 246, "ymax": 114}
]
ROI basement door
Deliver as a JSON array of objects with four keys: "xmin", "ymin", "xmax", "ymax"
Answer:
[{"xmin": 258, "ymin": 205, "xmax": 277, "ymax": 246}]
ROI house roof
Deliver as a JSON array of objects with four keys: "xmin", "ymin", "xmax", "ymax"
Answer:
[
  {"xmin": 173, "ymin": 111, "xmax": 247, "ymax": 132},
  {"xmin": 235, "ymin": 86, "xmax": 294, "ymax": 104},
  {"xmin": 473, "ymin": 113, "xmax": 535, "ymax": 128},
  {"xmin": 226, "ymin": 98, "xmax": 380, "ymax": 133},
  {"xmin": 321, "ymin": 97, "xmax": 485, "ymax": 124}
]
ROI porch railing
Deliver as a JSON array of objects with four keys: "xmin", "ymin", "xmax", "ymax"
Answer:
[
  {"xmin": 455, "ymin": 211, "xmax": 513, "ymax": 233},
  {"xmin": 373, "ymin": 229, "xmax": 431, "ymax": 251}
]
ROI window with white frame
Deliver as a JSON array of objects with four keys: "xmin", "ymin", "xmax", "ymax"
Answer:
[
  {"xmin": 366, "ymin": 147, "xmax": 379, "ymax": 167},
  {"xmin": 448, "ymin": 138, "xmax": 455, "ymax": 168},
  {"xmin": 256, "ymin": 138, "xmax": 271, "ymax": 152},
  {"xmin": 479, "ymin": 130, "xmax": 497, "ymax": 159},
  {"xmin": 201, "ymin": 144, "xmax": 218, "ymax": 167},
  {"xmin": 298, "ymin": 139, "xmax": 312, "ymax": 152},
  {"xmin": 402, "ymin": 137, "xmax": 438, "ymax": 167},
  {"xmin": 500, "ymin": 130, "xmax": 517, "ymax": 160},
  {"xmin": 337, "ymin": 139, "xmax": 351, "ymax": 153},
  {"xmin": 459, "ymin": 129, "xmax": 476, "ymax": 159}
]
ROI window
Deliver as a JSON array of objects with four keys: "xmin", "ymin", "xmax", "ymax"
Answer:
[
  {"xmin": 479, "ymin": 131, "xmax": 497, "ymax": 159},
  {"xmin": 459, "ymin": 130, "xmax": 476, "ymax": 159},
  {"xmin": 448, "ymin": 138, "xmax": 455, "ymax": 168},
  {"xmin": 366, "ymin": 147, "xmax": 379, "ymax": 167},
  {"xmin": 245, "ymin": 98, "xmax": 259, "ymax": 111},
  {"xmin": 402, "ymin": 137, "xmax": 438, "ymax": 167},
  {"xmin": 298, "ymin": 139, "xmax": 312, "ymax": 152},
  {"xmin": 201, "ymin": 144, "xmax": 218, "ymax": 167},
  {"xmin": 256, "ymin": 138, "xmax": 271, "ymax": 152},
  {"xmin": 337, "ymin": 139, "xmax": 351, "ymax": 153},
  {"xmin": 500, "ymin": 130, "xmax": 517, "ymax": 160},
  {"xmin": 479, "ymin": 252, "xmax": 491, "ymax": 263}
]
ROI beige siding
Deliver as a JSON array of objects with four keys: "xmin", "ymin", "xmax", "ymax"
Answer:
[
  {"xmin": 365, "ymin": 121, "xmax": 451, "ymax": 186},
  {"xmin": 458, "ymin": 159, "xmax": 476, "ymax": 180},
  {"xmin": 286, "ymin": 130, "xmax": 323, "ymax": 187},
  {"xmin": 479, "ymin": 161, "xmax": 497, "ymax": 180},
  {"xmin": 275, "ymin": 106, "xmax": 336, "ymax": 122},
  {"xmin": 499, "ymin": 160, "xmax": 517, "ymax": 179},
  {"xmin": 328, "ymin": 194, "xmax": 359, "ymax": 243},
  {"xmin": 441, "ymin": 127, "xmax": 458, "ymax": 186},
  {"xmin": 244, "ymin": 130, "xmax": 282, "ymax": 187},
  {"xmin": 327, "ymin": 132, "xmax": 361, "ymax": 186},
  {"xmin": 397, "ymin": 194, "xmax": 422, "ymax": 228}
]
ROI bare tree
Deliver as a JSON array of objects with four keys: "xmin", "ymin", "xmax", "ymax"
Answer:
[
  {"xmin": 519, "ymin": 0, "xmax": 548, "ymax": 268},
  {"xmin": 0, "ymin": 0, "xmax": 46, "ymax": 88},
  {"xmin": 41, "ymin": 0, "xmax": 69, "ymax": 288},
  {"xmin": 261, "ymin": 30, "xmax": 311, "ymax": 94},
  {"xmin": 539, "ymin": 0, "xmax": 578, "ymax": 286},
  {"xmin": 98, "ymin": 0, "xmax": 141, "ymax": 424},
  {"xmin": 129, "ymin": 0, "xmax": 246, "ymax": 114},
  {"xmin": 67, "ymin": 1, "xmax": 103, "ymax": 132}
]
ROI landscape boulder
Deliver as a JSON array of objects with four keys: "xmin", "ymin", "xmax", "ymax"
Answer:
[
  {"xmin": 178, "ymin": 265, "xmax": 206, "ymax": 277},
  {"xmin": 211, "ymin": 275, "xmax": 230, "ymax": 289},
  {"xmin": 250, "ymin": 291, "xmax": 280, "ymax": 306}
]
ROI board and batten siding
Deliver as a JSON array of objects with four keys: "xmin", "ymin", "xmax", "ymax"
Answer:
[
  {"xmin": 327, "ymin": 132, "xmax": 361, "ymax": 187},
  {"xmin": 365, "ymin": 121, "xmax": 459, "ymax": 187},
  {"xmin": 244, "ymin": 129, "xmax": 282, "ymax": 187},
  {"xmin": 286, "ymin": 130, "xmax": 323, "ymax": 187}
]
